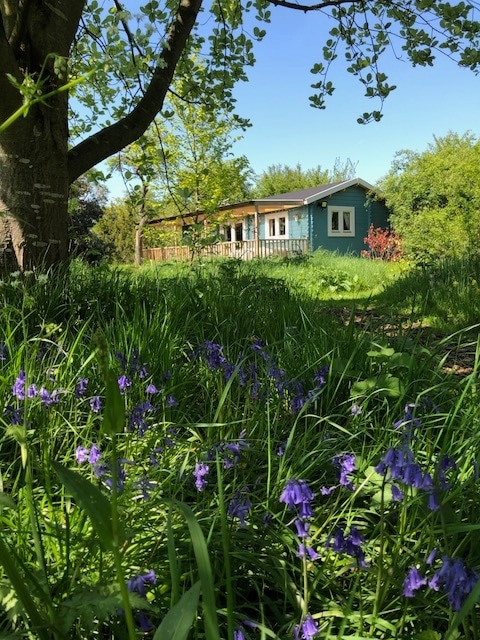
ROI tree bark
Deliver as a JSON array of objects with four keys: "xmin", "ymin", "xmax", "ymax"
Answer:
[{"xmin": 0, "ymin": 0, "xmax": 202, "ymax": 270}]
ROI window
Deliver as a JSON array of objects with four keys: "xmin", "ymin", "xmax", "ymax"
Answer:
[
  {"xmin": 266, "ymin": 213, "xmax": 288, "ymax": 239},
  {"xmin": 327, "ymin": 206, "xmax": 355, "ymax": 236}
]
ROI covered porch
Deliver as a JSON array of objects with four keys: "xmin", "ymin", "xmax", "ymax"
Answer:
[{"xmin": 142, "ymin": 238, "xmax": 309, "ymax": 262}]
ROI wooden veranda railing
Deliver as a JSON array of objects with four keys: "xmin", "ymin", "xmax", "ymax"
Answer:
[{"xmin": 142, "ymin": 238, "xmax": 309, "ymax": 262}]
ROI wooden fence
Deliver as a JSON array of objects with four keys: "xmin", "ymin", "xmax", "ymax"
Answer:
[{"xmin": 142, "ymin": 238, "xmax": 309, "ymax": 262}]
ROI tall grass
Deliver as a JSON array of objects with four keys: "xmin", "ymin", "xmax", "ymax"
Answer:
[{"xmin": 0, "ymin": 255, "xmax": 479, "ymax": 639}]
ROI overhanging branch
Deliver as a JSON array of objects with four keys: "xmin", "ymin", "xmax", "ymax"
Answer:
[{"xmin": 67, "ymin": 0, "xmax": 202, "ymax": 183}]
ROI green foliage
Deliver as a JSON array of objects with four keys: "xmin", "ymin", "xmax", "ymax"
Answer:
[
  {"xmin": 379, "ymin": 132, "xmax": 480, "ymax": 264},
  {"xmin": 93, "ymin": 199, "xmax": 136, "ymax": 263},
  {"xmin": 2, "ymin": 257, "xmax": 480, "ymax": 638},
  {"xmin": 252, "ymin": 158, "xmax": 357, "ymax": 197}
]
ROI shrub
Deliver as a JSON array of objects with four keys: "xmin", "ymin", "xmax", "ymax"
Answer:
[{"xmin": 362, "ymin": 224, "xmax": 403, "ymax": 261}]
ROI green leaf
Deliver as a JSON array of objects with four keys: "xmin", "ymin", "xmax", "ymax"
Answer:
[
  {"xmin": 0, "ymin": 492, "xmax": 16, "ymax": 510},
  {"xmin": 164, "ymin": 500, "xmax": 220, "ymax": 640},
  {"xmin": 103, "ymin": 367, "xmax": 125, "ymax": 435},
  {"xmin": 153, "ymin": 582, "xmax": 201, "ymax": 640},
  {"xmin": 53, "ymin": 462, "xmax": 124, "ymax": 551}
]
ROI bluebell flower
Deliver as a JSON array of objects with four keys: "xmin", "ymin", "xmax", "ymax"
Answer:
[
  {"xmin": 433, "ymin": 556, "xmax": 478, "ymax": 611},
  {"xmin": 88, "ymin": 444, "xmax": 101, "ymax": 464},
  {"xmin": 75, "ymin": 446, "xmax": 90, "ymax": 463},
  {"xmin": 227, "ymin": 492, "xmax": 252, "ymax": 527},
  {"xmin": 127, "ymin": 569, "xmax": 156, "ymax": 597},
  {"xmin": 0, "ymin": 342, "xmax": 8, "ymax": 361},
  {"xmin": 3, "ymin": 405, "xmax": 23, "ymax": 425},
  {"xmin": 27, "ymin": 384, "xmax": 38, "ymax": 398},
  {"xmin": 12, "ymin": 370, "xmax": 26, "ymax": 399},
  {"xmin": 136, "ymin": 474, "xmax": 156, "ymax": 500},
  {"xmin": 294, "ymin": 614, "xmax": 319, "ymax": 639},
  {"xmin": 326, "ymin": 526, "xmax": 368, "ymax": 567},
  {"xmin": 146, "ymin": 383, "xmax": 158, "ymax": 395},
  {"xmin": 193, "ymin": 462, "xmax": 210, "ymax": 491},
  {"xmin": 297, "ymin": 544, "xmax": 319, "ymax": 561},
  {"xmin": 333, "ymin": 453, "xmax": 356, "ymax": 490},
  {"xmin": 351, "ymin": 403, "xmax": 362, "ymax": 416},
  {"xmin": 403, "ymin": 566, "xmax": 427, "ymax": 597},
  {"xmin": 75, "ymin": 378, "xmax": 88, "ymax": 398},
  {"xmin": 294, "ymin": 518, "xmax": 310, "ymax": 539},
  {"xmin": 437, "ymin": 454, "xmax": 456, "ymax": 489},
  {"xmin": 166, "ymin": 394, "xmax": 178, "ymax": 408},
  {"xmin": 90, "ymin": 396, "xmax": 102, "ymax": 413},
  {"xmin": 117, "ymin": 374, "xmax": 131, "ymax": 394},
  {"xmin": 280, "ymin": 479, "xmax": 314, "ymax": 511},
  {"xmin": 234, "ymin": 629, "xmax": 246, "ymax": 640}
]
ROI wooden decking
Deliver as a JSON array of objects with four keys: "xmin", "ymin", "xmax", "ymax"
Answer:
[{"xmin": 142, "ymin": 238, "xmax": 309, "ymax": 262}]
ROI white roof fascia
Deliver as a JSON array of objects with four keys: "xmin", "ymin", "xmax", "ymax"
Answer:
[{"xmin": 303, "ymin": 178, "xmax": 376, "ymax": 205}]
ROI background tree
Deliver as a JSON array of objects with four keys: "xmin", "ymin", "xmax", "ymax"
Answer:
[
  {"xmin": 379, "ymin": 131, "xmax": 480, "ymax": 264},
  {"xmin": 1, "ymin": 1, "xmax": 480, "ymax": 270},
  {"xmin": 68, "ymin": 174, "xmax": 108, "ymax": 262},
  {"xmin": 93, "ymin": 199, "xmax": 137, "ymax": 263},
  {"xmin": 252, "ymin": 158, "xmax": 358, "ymax": 197},
  {"xmin": 109, "ymin": 97, "xmax": 254, "ymax": 263}
]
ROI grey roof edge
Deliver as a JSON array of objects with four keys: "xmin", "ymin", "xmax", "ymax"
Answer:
[{"xmin": 302, "ymin": 178, "xmax": 376, "ymax": 204}]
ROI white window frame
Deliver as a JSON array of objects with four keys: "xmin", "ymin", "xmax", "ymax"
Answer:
[
  {"xmin": 327, "ymin": 206, "xmax": 355, "ymax": 237},
  {"xmin": 265, "ymin": 213, "xmax": 289, "ymax": 239}
]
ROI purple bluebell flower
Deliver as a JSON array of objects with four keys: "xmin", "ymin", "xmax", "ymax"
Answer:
[
  {"xmin": 294, "ymin": 518, "xmax": 310, "ymax": 539},
  {"xmin": 136, "ymin": 611, "xmax": 153, "ymax": 632},
  {"xmin": 127, "ymin": 569, "xmax": 156, "ymax": 597},
  {"xmin": 297, "ymin": 544, "xmax": 319, "ymax": 561},
  {"xmin": 76, "ymin": 446, "xmax": 90, "ymax": 463},
  {"xmin": 12, "ymin": 370, "xmax": 26, "ymax": 399},
  {"xmin": 277, "ymin": 440, "xmax": 286, "ymax": 456},
  {"xmin": 403, "ymin": 566, "xmax": 427, "ymax": 597},
  {"xmin": 426, "ymin": 548, "xmax": 438, "ymax": 566},
  {"xmin": 136, "ymin": 474, "xmax": 156, "ymax": 501},
  {"xmin": 193, "ymin": 462, "xmax": 210, "ymax": 491},
  {"xmin": 326, "ymin": 526, "xmax": 368, "ymax": 567},
  {"xmin": 166, "ymin": 394, "xmax": 178, "ymax": 408},
  {"xmin": 3, "ymin": 405, "xmax": 23, "ymax": 425},
  {"xmin": 234, "ymin": 629, "xmax": 246, "ymax": 640},
  {"xmin": 333, "ymin": 453, "xmax": 356, "ymax": 490},
  {"xmin": 88, "ymin": 444, "xmax": 101, "ymax": 464},
  {"xmin": 391, "ymin": 484, "xmax": 404, "ymax": 501},
  {"xmin": 228, "ymin": 493, "xmax": 252, "ymax": 527},
  {"xmin": 438, "ymin": 454, "xmax": 456, "ymax": 489},
  {"xmin": 0, "ymin": 342, "xmax": 8, "ymax": 361},
  {"xmin": 90, "ymin": 396, "xmax": 102, "ymax": 413},
  {"xmin": 27, "ymin": 384, "xmax": 38, "ymax": 398},
  {"xmin": 146, "ymin": 383, "xmax": 158, "ymax": 395},
  {"xmin": 351, "ymin": 403, "xmax": 362, "ymax": 416},
  {"xmin": 294, "ymin": 614, "xmax": 319, "ymax": 639},
  {"xmin": 75, "ymin": 378, "xmax": 88, "ymax": 398},
  {"xmin": 280, "ymin": 479, "xmax": 314, "ymax": 511},
  {"xmin": 433, "ymin": 556, "xmax": 478, "ymax": 611},
  {"xmin": 117, "ymin": 374, "xmax": 131, "ymax": 394}
]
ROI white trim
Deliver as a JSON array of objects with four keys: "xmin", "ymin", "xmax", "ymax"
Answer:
[
  {"xmin": 303, "ymin": 178, "xmax": 375, "ymax": 205},
  {"xmin": 327, "ymin": 206, "xmax": 355, "ymax": 237},
  {"xmin": 265, "ymin": 212, "xmax": 289, "ymax": 239}
]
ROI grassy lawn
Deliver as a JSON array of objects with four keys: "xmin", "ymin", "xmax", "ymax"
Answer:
[{"xmin": 0, "ymin": 253, "xmax": 479, "ymax": 639}]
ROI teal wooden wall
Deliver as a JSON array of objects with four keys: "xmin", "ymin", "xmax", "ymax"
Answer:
[
  {"xmin": 252, "ymin": 188, "xmax": 389, "ymax": 253},
  {"xmin": 309, "ymin": 186, "xmax": 389, "ymax": 254}
]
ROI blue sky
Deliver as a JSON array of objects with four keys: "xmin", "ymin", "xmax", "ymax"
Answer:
[
  {"xmin": 230, "ymin": 5, "xmax": 480, "ymax": 185},
  {"xmin": 104, "ymin": 3, "xmax": 480, "ymax": 198}
]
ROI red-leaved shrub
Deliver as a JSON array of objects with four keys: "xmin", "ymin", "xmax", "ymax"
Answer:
[{"xmin": 361, "ymin": 225, "xmax": 403, "ymax": 261}]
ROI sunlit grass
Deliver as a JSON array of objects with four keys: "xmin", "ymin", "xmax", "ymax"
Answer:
[{"xmin": 0, "ymin": 255, "xmax": 479, "ymax": 639}]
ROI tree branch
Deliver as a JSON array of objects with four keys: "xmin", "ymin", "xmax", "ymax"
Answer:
[
  {"xmin": 68, "ymin": 0, "xmax": 202, "ymax": 183},
  {"xmin": 267, "ymin": 0, "xmax": 359, "ymax": 11}
]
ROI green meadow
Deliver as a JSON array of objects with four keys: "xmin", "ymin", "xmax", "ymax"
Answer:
[{"xmin": 1, "ymin": 251, "xmax": 479, "ymax": 639}]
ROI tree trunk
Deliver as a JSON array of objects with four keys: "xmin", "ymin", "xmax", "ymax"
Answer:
[
  {"xmin": 0, "ymin": 99, "xmax": 69, "ymax": 271},
  {"xmin": 134, "ymin": 216, "xmax": 148, "ymax": 267}
]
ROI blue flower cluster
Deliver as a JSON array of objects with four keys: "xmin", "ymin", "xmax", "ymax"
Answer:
[
  {"xmin": 404, "ymin": 552, "xmax": 478, "ymax": 611},
  {"xmin": 193, "ymin": 340, "xmax": 329, "ymax": 415},
  {"xmin": 375, "ymin": 444, "xmax": 456, "ymax": 511}
]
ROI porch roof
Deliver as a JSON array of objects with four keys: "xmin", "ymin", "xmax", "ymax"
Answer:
[{"xmin": 148, "ymin": 177, "xmax": 376, "ymax": 225}]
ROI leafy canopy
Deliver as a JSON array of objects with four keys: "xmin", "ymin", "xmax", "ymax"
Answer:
[{"xmin": 379, "ymin": 131, "xmax": 480, "ymax": 263}]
